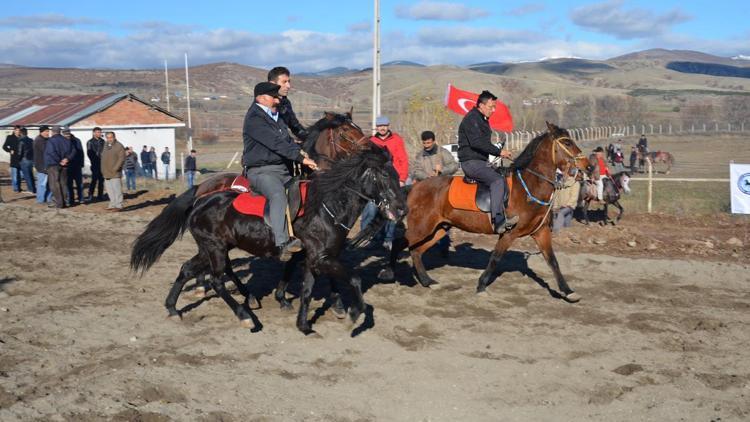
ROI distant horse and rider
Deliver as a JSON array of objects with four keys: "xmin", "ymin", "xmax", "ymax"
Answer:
[{"xmin": 637, "ymin": 150, "xmax": 675, "ymax": 174}]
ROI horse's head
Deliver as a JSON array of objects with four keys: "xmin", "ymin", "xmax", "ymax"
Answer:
[
  {"xmin": 619, "ymin": 172, "xmax": 631, "ymax": 194},
  {"xmin": 357, "ymin": 146, "xmax": 407, "ymax": 221},
  {"xmin": 545, "ymin": 121, "xmax": 589, "ymax": 173},
  {"xmin": 304, "ymin": 112, "xmax": 370, "ymax": 169}
]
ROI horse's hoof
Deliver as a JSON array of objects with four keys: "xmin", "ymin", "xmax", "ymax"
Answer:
[
  {"xmin": 193, "ymin": 287, "xmax": 206, "ymax": 299},
  {"xmin": 240, "ymin": 319, "xmax": 253, "ymax": 329},
  {"xmin": 564, "ymin": 292, "xmax": 581, "ymax": 303},
  {"xmin": 348, "ymin": 309, "xmax": 364, "ymax": 327},
  {"xmin": 332, "ymin": 305, "xmax": 347, "ymax": 319},
  {"xmin": 167, "ymin": 313, "xmax": 182, "ymax": 322},
  {"xmin": 377, "ymin": 268, "xmax": 395, "ymax": 282},
  {"xmin": 247, "ymin": 296, "xmax": 261, "ymax": 309},
  {"xmin": 279, "ymin": 301, "xmax": 294, "ymax": 311}
]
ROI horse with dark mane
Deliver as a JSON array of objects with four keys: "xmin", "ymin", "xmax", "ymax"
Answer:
[
  {"xmin": 130, "ymin": 147, "xmax": 406, "ymax": 334},
  {"xmin": 641, "ymin": 150, "xmax": 674, "ymax": 174},
  {"xmin": 577, "ymin": 172, "xmax": 629, "ymax": 225},
  {"xmin": 379, "ymin": 122, "xmax": 589, "ymax": 302},
  {"xmin": 191, "ymin": 112, "xmax": 371, "ymax": 200}
]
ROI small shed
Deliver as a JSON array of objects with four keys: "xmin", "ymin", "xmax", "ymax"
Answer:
[{"xmin": 0, "ymin": 93, "xmax": 184, "ymax": 179}]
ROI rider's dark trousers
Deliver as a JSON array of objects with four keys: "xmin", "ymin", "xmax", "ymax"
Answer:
[
  {"xmin": 245, "ymin": 164, "xmax": 291, "ymax": 247},
  {"xmin": 461, "ymin": 160, "xmax": 507, "ymax": 224}
]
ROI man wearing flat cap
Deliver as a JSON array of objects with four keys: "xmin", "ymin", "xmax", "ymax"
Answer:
[{"xmin": 242, "ymin": 81, "xmax": 319, "ymax": 261}]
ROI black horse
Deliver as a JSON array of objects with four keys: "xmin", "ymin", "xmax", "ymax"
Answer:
[{"xmin": 130, "ymin": 147, "xmax": 406, "ymax": 334}]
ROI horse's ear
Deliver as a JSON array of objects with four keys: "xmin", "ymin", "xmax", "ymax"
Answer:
[
  {"xmin": 546, "ymin": 121, "xmax": 558, "ymax": 132},
  {"xmin": 324, "ymin": 111, "xmax": 335, "ymax": 121},
  {"xmin": 347, "ymin": 106, "xmax": 353, "ymax": 119}
]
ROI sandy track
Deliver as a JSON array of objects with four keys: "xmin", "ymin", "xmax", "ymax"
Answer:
[{"xmin": 1, "ymin": 203, "xmax": 749, "ymax": 421}]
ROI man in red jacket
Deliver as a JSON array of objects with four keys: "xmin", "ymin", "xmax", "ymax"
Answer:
[{"xmin": 361, "ymin": 116, "xmax": 409, "ymax": 251}]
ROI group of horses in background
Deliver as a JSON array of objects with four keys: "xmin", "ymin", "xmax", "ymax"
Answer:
[{"xmin": 131, "ymin": 118, "xmax": 600, "ymax": 334}]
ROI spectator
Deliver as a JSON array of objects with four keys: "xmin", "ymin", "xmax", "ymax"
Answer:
[
  {"xmin": 33, "ymin": 126, "xmax": 52, "ymax": 204},
  {"xmin": 140, "ymin": 145, "xmax": 152, "ymax": 178},
  {"xmin": 360, "ymin": 115, "xmax": 409, "ymax": 251},
  {"xmin": 124, "ymin": 147, "xmax": 138, "ymax": 191},
  {"xmin": 44, "ymin": 126, "xmax": 74, "ymax": 208},
  {"xmin": 2, "ymin": 125, "xmax": 22, "ymax": 192},
  {"xmin": 161, "ymin": 147, "xmax": 171, "ymax": 180},
  {"xmin": 411, "ymin": 130, "xmax": 458, "ymax": 181},
  {"xmin": 149, "ymin": 147, "xmax": 158, "ymax": 179},
  {"xmin": 411, "ymin": 130, "xmax": 458, "ymax": 255},
  {"xmin": 64, "ymin": 129, "xmax": 84, "ymax": 205},
  {"xmin": 552, "ymin": 168, "xmax": 581, "ymax": 234},
  {"xmin": 16, "ymin": 128, "xmax": 36, "ymax": 194},
  {"xmin": 185, "ymin": 149, "xmax": 197, "ymax": 188},
  {"xmin": 86, "ymin": 127, "xmax": 105, "ymax": 202},
  {"xmin": 629, "ymin": 146, "xmax": 638, "ymax": 174},
  {"xmin": 101, "ymin": 132, "xmax": 126, "ymax": 210}
]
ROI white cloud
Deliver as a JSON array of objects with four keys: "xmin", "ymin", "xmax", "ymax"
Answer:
[
  {"xmin": 506, "ymin": 3, "xmax": 545, "ymax": 17},
  {"xmin": 570, "ymin": 0, "xmax": 691, "ymax": 40},
  {"xmin": 347, "ymin": 21, "xmax": 371, "ymax": 32},
  {"xmin": 0, "ymin": 13, "xmax": 96, "ymax": 27},
  {"xmin": 395, "ymin": 1, "xmax": 490, "ymax": 21},
  {"xmin": 417, "ymin": 27, "xmax": 546, "ymax": 47}
]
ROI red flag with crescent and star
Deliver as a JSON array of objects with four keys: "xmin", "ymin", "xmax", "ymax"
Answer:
[{"xmin": 444, "ymin": 84, "xmax": 513, "ymax": 132}]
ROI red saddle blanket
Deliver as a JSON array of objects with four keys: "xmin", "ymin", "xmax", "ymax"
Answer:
[
  {"xmin": 231, "ymin": 181, "xmax": 309, "ymax": 218},
  {"xmin": 448, "ymin": 175, "xmax": 513, "ymax": 212}
]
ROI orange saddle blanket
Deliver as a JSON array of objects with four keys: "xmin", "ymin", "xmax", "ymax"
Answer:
[{"xmin": 448, "ymin": 175, "xmax": 513, "ymax": 212}]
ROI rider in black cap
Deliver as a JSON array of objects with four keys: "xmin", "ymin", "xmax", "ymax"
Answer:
[{"xmin": 242, "ymin": 81, "xmax": 319, "ymax": 261}]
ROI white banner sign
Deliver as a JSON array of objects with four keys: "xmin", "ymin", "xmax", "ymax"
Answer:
[{"xmin": 730, "ymin": 163, "xmax": 750, "ymax": 214}]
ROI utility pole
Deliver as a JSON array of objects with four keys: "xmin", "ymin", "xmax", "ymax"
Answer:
[
  {"xmin": 372, "ymin": 0, "xmax": 381, "ymax": 133},
  {"xmin": 164, "ymin": 60, "xmax": 171, "ymax": 112},
  {"xmin": 184, "ymin": 53, "xmax": 193, "ymax": 152}
]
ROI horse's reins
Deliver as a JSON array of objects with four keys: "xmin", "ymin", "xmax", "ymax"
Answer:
[
  {"xmin": 516, "ymin": 136, "xmax": 585, "ymax": 235},
  {"xmin": 321, "ymin": 184, "xmax": 379, "ymax": 232}
]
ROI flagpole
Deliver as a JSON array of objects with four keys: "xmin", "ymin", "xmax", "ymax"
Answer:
[{"xmin": 164, "ymin": 60, "xmax": 171, "ymax": 112}]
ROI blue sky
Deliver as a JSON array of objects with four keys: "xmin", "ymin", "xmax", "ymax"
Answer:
[{"xmin": 1, "ymin": 0, "xmax": 748, "ymax": 70}]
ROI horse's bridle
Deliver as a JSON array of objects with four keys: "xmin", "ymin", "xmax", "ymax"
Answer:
[{"xmin": 327, "ymin": 125, "xmax": 369, "ymax": 154}]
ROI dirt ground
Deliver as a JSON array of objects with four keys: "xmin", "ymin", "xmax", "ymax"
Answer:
[{"xmin": 1, "ymin": 169, "xmax": 749, "ymax": 421}]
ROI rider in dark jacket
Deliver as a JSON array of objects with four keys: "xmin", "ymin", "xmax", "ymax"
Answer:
[
  {"xmin": 241, "ymin": 82, "xmax": 319, "ymax": 261},
  {"xmin": 457, "ymin": 90, "xmax": 518, "ymax": 234}
]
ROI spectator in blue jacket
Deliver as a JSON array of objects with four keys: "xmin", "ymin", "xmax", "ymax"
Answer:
[{"xmin": 44, "ymin": 126, "xmax": 75, "ymax": 208}]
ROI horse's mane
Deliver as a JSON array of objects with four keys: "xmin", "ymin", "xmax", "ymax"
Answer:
[
  {"xmin": 511, "ymin": 132, "xmax": 547, "ymax": 170},
  {"xmin": 302, "ymin": 113, "xmax": 353, "ymax": 153},
  {"xmin": 511, "ymin": 127, "xmax": 571, "ymax": 170},
  {"xmin": 304, "ymin": 147, "xmax": 390, "ymax": 212}
]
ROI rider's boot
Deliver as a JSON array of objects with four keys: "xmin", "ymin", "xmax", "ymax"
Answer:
[{"xmin": 493, "ymin": 214, "xmax": 519, "ymax": 234}]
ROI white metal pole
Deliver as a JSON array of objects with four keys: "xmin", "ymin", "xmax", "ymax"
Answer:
[
  {"xmin": 184, "ymin": 53, "xmax": 193, "ymax": 152},
  {"xmin": 372, "ymin": 0, "xmax": 380, "ymax": 133},
  {"xmin": 164, "ymin": 60, "xmax": 171, "ymax": 112}
]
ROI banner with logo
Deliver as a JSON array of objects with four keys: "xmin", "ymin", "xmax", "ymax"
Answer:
[
  {"xmin": 444, "ymin": 84, "xmax": 513, "ymax": 132},
  {"xmin": 730, "ymin": 163, "xmax": 750, "ymax": 214}
]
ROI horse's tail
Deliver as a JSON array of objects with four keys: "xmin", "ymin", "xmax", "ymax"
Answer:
[{"xmin": 130, "ymin": 186, "xmax": 199, "ymax": 274}]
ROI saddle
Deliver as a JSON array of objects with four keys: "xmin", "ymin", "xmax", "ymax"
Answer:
[
  {"xmin": 232, "ymin": 177, "xmax": 309, "ymax": 221},
  {"xmin": 448, "ymin": 176, "xmax": 512, "ymax": 213}
]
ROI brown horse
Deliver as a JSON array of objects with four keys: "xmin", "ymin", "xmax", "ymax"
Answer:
[
  {"xmin": 379, "ymin": 122, "xmax": 589, "ymax": 302},
  {"xmin": 193, "ymin": 112, "xmax": 371, "ymax": 200},
  {"xmin": 637, "ymin": 150, "xmax": 674, "ymax": 174}
]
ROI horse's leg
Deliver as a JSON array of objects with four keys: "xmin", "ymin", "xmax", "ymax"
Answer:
[
  {"xmin": 377, "ymin": 235, "xmax": 409, "ymax": 282},
  {"xmin": 409, "ymin": 227, "xmax": 448, "ymax": 287},
  {"xmin": 614, "ymin": 200, "xmax": 624, "ymax": 223},
  {"xmin": 313, "ymin": 257, "xmax": 366, "ymax": 325},
  {"xmin": 276, "ymin": 252, "xmax": 304, "ymax": 310},
  {"xmin": 602, "ymin": 203, "xmax": 609, "ymax": 225},
  {"xmin": 583, "ymin": 200, "xmax": 591, "ymax": 225},
  {"xmin": 531, "ymin": 226, "xmax": 580, "ymax": 303},
  {"xmin": 206, "ymin": 248, "xmax": 253, "ymax": 326},
  {"xmin": 193, "ymin": 273, "xmax": 210, "ymax": 298},
  {"xmin": 223, "ymin": 258, "xmax": 259, "ymax": 309},
  {"xmin": 476, "ymin": 234, "xmax": 514, "ymax": 294},
  {"xmin": 165, "ymin": 254, "xmax": 209, "ymax": 319},
  {"xmin": 296, "ymin": 265, "xmax": 316, "ymax": 335}
]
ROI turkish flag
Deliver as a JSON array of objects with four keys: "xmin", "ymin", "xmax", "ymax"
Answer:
[{"xmin": 444, "ymin": 84, "xmax": 513, "ymax": 132}]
